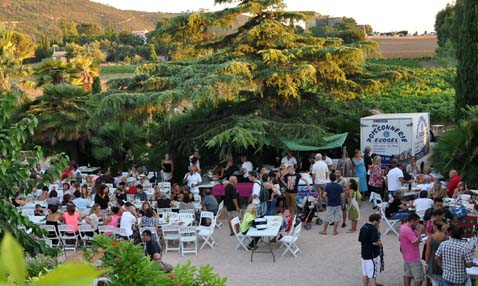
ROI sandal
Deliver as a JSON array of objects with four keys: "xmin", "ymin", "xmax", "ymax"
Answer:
[{"xmin": 319, "ymin": 231, "xmax": 327, "ymax": 235}]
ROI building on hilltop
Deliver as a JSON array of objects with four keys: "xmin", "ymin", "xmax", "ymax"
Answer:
[{"xmin": 132, "ymin": 29, "xmax": 149, "ymax": 44}]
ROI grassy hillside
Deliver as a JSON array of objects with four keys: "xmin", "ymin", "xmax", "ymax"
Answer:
[{"xmin": 0, "ymin": 0, "xmax": 176, "ymax": 39}]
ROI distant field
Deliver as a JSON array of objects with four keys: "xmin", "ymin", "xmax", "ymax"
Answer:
[{"xmin": 369, "ymin": 36, "xmax": 438, "ymax": 59}]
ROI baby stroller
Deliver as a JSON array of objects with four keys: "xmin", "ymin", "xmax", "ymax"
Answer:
[{"xmin": 297, "ymin": 192, "xmax": 318, "ymax": 230}]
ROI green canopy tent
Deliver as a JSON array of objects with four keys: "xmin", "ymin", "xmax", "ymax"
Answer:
[{"xmin": 280, "ymin": 132, "xmax": 348, "ymax": 152}]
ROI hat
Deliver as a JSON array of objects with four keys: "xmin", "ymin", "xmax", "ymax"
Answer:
[{"xmin": 280, "ymin": 163, "xmax": 288, "ymax": 169}]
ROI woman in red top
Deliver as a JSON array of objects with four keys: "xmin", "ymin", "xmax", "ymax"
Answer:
[
  {"xmin": 368, "ymin": 156, "xmax": 384, "ymax": 197},
  {"xmin": 63, "ymin": 203, "xmax": 82, "ymax": 233}
]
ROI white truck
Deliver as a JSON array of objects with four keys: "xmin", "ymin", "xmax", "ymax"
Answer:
[{"xmin": 360, "ymin": 113, "xmax": 430, "ymax": 166}]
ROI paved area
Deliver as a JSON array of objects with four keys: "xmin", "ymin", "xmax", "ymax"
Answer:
[{"xmin": 164, "ymin": 202, "xmax": 405, "ymax": 286}]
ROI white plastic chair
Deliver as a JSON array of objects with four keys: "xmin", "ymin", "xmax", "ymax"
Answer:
[
  {"xmin": 116, "ymin": 227, "xmax": 132, "ymax": 241},
  {"xmin": 280, "ymin": 222, "xmax": 303, "ymax": 257},
  {"xmin": 370, "ymin": 192, "xmax": 383, "ymax": 209},
  {"xmin": 197, "ymin": 211, "xmax": 216, "ymax": 250},
  {"xmin": 215, "ymin": 201, "xmax": 224, "ymax": 229},
  {"xmin": 178, "ymin": 213, "xmax": 195, "ymax": 224},
  {"xmin": 162, "ymin": 225, "xmax": 180, "ymax": 253},
  {"xmin": 40, "ymin": 224, "xmax": 61, "ymax": 247},
  {"xmin": 179, "ymin": 209, "xmax": 195, "ymax": 215},
  {"xmin": 231, "ymin": 217, "xmax": 249, "ymax": 251},
  {"xmin": 57, "ymin": 225, "xmax": 78, "ymax": 255},
  {"xmin": 194, "ymin": 194, "xmax": 202, "ymax": 203},
  {"xmin": 378, "ymin": 202, "xmax": 400, "ymax": 236},
  {"xmin": 78, "ymin": 224, "xmax": 97, "ymax": 246},
  {"xmin": 178, "ymin": 226, "xmax": 198, "ymax": 256},
  {"xmin": 20, "ymin": 208, "xmax": 35, "ymax": 216},
  {"xmin": 98, "ymin": 225, "xmax": 118, "ymax": 236},
  {"xmin": 416, "ymin": 209, "xmax": 426, "ymax": 220}
]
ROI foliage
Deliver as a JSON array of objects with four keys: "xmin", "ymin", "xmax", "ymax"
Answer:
[
  {"xmin": 432, "ymin": 106, "xmax": 478, "ymax": 187},
  {"xmin": 34, "ymin": 34, "xmax": 51, "ymax": 62},
  {"xmin": 101, "ymin": 65, "xmax": 137, "ymax": 75},
  {"xmin": 455, "ymin": 0, "xmax": 478, "ymax": 120},
  {"xmin": 435, "ymin": 1, "xmax": 463, "ymax": 66},
  {"xmin": 92, "ymin": 77, "xmax": 101, "ymax": 94},
  {"xmin": 0, "ymin": 89, "xmax": 68, "ymax": 256},
  {"xmin": 84, "ymin": 234, "xmax": 226, "ymax": 286},
  {"xmin": 18, "ymin": 84, "xmax": 92, "ymax": 146},
  {"xmin": 25, "ymin": 254, "xmax": 57, "ymax": 278},
  {"xmin": 34, "ymin": 59, "xmax": 81, "ymax": 87},
  {"xmin": 0, "ymin": 27, "xmax": 34, "ymax": 89},
  {"xmin": 65, "ymin": 42, "xmax": 107, "ymax": 64},
  {"xmin": 310, "ymin": 17, "xmax": 366, "ymax": 44},
  {"xmin": 0, "ymin": 232, "xmax": 106, "ymax": 286}
]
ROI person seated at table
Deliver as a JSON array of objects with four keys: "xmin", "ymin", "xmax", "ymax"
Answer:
[
  {"xmin": 63, "ymin": 203, "xmax": 83, "ymax": 234},
  {"xmin": 95, "ymin": 184, "xmax": 110, "ymax": 210},
  {"xmin": 141, "ymin": 208, "xmax": 159, "ymax": 241},
  {"xmin": 140, "ymin": 201, "xmax": 157, "ymax": 217},
  {"xmin": 34, "ymin": 204, "xmax": 44, "ymax": 216},
  {"xmin": 47, "ymin": 190, "xmax": 60, "ymax": 206},
  {"xmin": 209, "ymin": 162, "xmax": 223, "ymax": 181},
  {"xmin": 180, "ymin": 195, "xmax": 195, "ymax": 211},
  {"xmin": 221, "ymin": 158, "xmax": 236, "ymax": 181},
  {"xmin": 142, "ymin": 229, "xmax": 161, "ymax": 259},
  {"xmin": 151, "ymin": 187, "xmax": 162, "ymax": 202},
  {"xmin": 240, "ymin": 203, "xmax": 260, "ymax": 250},
  {"xmin": 423, "ymin": 197, "xmax": 455, "ymax": 224},
  {"xmin": 152, "ymin": 253, "xmax": 173, "ymax": 273},
  {"xmin": 86, "ymin": 204, "xmax": 102, "ymax": 229},
  {"xmin": 171, "ymin": 183, "xmax": 181, "ymax": 200},
  {"xmin": 139, "ymin": 174, "xmax": 152, "ymax": 189},
  {"xmin": 11, "ymin": 191, "xmax": 29, "ymax": 207},
  {"xmin": 46, "ymin": 204, "xmax": 63, "ymax": 245},
  {"xmin": 183, "ymin": 189, "xmax": 194, "ymax": 202},
  {"xmin": 416, "ymin": 167, "xmax": 436, "ymax": 184},
  {"xmin": 156, "ymin": 191, "xmax": 171, "ymax": 209},
  {"xmin": 62, "ymin": 182, "xmax": 72, "ymax": 196},
  {"xmin": 452, "ymin": 182, "xmax": 471, "ymax": 199},
  {"xmin": 72, "ymin": 190, "xmax": 91, "ymax": 209},
  {"xmin": 134, "ymin": 184, "xmax": 148, "ymax": 202},
  {"xmin": 272, "ymin": 209, "xmax": 293, "ymax": 242},
  {"xmin": 202, "ymin": 189, "xmax": 218, "ymax": 215},
  {"xmin": 37, "ymin": 186, "xmax": 49, "ymax": 201},
  {"xmin": 62, "ymin": 194, "xmax": 72, "ymax": 206},
  {"xmin": 104, "ymin": 206, "xmax": 120, "ymax": 229},
  {"xmin": 385, "ymin": 193, "xmax": 408, "ymax": 220},
  {"xmin": 85, "ymin": 176, "xmax": 94, "ymax": 190},
  {"xmin": 429, "ymin": 182, "xmax": 447, "ymax": 199},
  {"xmin": 413, "ymin": 191, "xmax": 434, "ymax": 213},
  {"xmin": 114, "ymin": 181, "xmax": 126, "ymax": 201},
  {"xmin": 80, "ymin": 184, "xmax": 91, "ymax": 200},
  {"xmin": 424, "ymin": 208, "xmax": 447, "ymax": 236}
]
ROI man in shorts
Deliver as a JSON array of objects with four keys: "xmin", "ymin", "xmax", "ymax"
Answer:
[
  {"xmin": 224, "ymin": 176, "xmax": 241, "ymax": 235},
  {"xmin": 358, "ymin": 214, "xmax": 382, "ymax": 286},
  {"xmin": 399, "ymin": 213, "xmax": 425, "ymax": 286},
  {"xmin": 319, "ymin": 173, "xmax": 344, "ymax": 235}
]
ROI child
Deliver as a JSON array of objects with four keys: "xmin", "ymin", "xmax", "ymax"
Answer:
[
  {"xmin": 272, "ymin": 209, "xmax": 293, "ymax": 242},
  {"xmin": 34, "ymin": 204, "xmax": 44, "ymax": 216}
]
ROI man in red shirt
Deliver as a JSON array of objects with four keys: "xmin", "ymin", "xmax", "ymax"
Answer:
[{"xmin": 446, "ymin": 170, "xmax": 462, "ymax": 197}]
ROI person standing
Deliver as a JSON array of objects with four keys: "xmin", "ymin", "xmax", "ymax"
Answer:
[
  {"xmin": 368, "ymin": 156, "xmax": 385, "ymax": 198},
  {"xmin": 280, "ymin": 165, "xmax": 312, "ymax": 217},
  {"xmin": 435, "ymin": 224, "xmax": 473, "ymax": 286},
  {"xmin": 281, "ymin": 151, "xmax": 297, "ymax": 169},
  {"xmin": 358, "ymin": 214, "xmax": 382, "ymax": 286},
  {"xmin": 161, "ymin": 153, "xmax": 174, "ymax": 182},
  {"xmin": 399, "ymin": 213, "xmax": 425, "ymax": 286},
  {"xmin": 184, "ymin": 166, "xmax": 202, "ymax": 196},
  {"xmin": 386, "ymin": 159, "xmax": 407, "ymax": 199},
  {"xmin": 319, "ymin": 173, "xmax": 344, "ymax": 235},
  {"xmin": 347, "ymin": 179, "xmax": 361, "ymax": 233},
  {"xmin": 352, "ymin": 149, "xmax": 368, "ymax": 200},
  {"xmin": 311, "ymin": 153, "xmax": 329, "ymax": 212},
  {"xmin": 240, "ymin": 155, "xmax": 253, "ymax": 183},
  {"xmin": 424, "ymin": 221, "xmax": 448, "ymax": 286},
  {"xmin": 224, "ymin": 176, "xmax": 241, "ymax": 235}
]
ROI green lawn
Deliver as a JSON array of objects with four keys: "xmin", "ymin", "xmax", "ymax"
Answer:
[{"xmin": 100, "ymin": 64, "xmax": 137, "ymax": 75}]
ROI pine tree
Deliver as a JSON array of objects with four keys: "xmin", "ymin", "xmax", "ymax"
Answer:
[{"xmin": 149, "ymin": 43, "xmax": 158, "ymax": 62}]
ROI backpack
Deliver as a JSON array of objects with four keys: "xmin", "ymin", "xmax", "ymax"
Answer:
[{"xmin": 257, "ymin": 181, "xmax": 268, "ymax": 203}]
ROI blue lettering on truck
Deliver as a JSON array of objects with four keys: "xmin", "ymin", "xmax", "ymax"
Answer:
[{"xmin": 366, "ymin": 124, "xmax": 408, "ymax": 143}]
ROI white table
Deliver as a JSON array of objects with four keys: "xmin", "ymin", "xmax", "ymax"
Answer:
[
  {"xmin": 28, "ymin": 216, "xmax": 46, "ymax": 225},
  {"xmin": 246, "ymin": 215, "xmax": 282, "ymax": 262},
  {"xmin": 198, "ymin": 182, "xmax": 218, "ymax": 189}
]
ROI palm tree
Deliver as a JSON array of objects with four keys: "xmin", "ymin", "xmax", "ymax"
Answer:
[
  {"xmin": 74, "ymin": 56, "xmax": 99, "ymax": 92},
  {"xmin": 0, "ymin": 28, "xmax": 32, "ymax": 89},
  {"xmin": 34, "ymin": 59, "xmax": 80, "ymax": 88}
]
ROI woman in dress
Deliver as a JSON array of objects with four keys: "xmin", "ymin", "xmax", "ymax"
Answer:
[
  {"xmin": 347, "ymin": 179, "xmax": 360, "ymax": 232},
  {"xmin": 368, "ymin": 156, "xmax": 384, "ymax": 197},
  {"xmin": 161, "ymin": 153, "xmax": 174, "ymax": 182},
  {"xmin": 352, "ymin": 149, "xmax": 368, "ymax": 199}
]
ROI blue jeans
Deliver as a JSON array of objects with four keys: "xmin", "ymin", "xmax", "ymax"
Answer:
[
  {"xmin": 391, "ymin": 210, "xmax": 409, "ymax": 220},
  {"xmin": 442, "ymin": 280, "xmax": 466, "ymax": 286},
  {"xmin": 266, "ymin": 198, "xmax": 277, "ymax": 216}
]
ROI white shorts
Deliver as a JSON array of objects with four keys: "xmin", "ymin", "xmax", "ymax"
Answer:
[{"xmin": 361, "ymin": 257, "xmax": 381, "ymax": 279}]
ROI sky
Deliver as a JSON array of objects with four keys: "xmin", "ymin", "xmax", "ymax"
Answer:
[{"xmin": 92, "ymin": 0, "xmax": 454, "ymax": 33}]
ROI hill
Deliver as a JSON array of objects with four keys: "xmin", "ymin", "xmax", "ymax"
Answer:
[
  {"xmin": 0, "ymin": 0, "xmax": 176, "ymax": 40},
  {"xmin": 369, "ymin": 35, "xmax": 437, "ymax": 59}
]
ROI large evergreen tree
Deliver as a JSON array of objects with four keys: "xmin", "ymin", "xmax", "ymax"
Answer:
[{"xmin": 455, "ymin": 0, "xmax": 478, "ymax": 119}]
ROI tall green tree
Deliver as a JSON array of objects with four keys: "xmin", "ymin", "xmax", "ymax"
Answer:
[
  {"xmin": 0, "ymin": 89, "xmax": 68, "ymax": 256},
  {"xmin": 455, "ymin": 0, "xmax": 478, "ymax": 120}
]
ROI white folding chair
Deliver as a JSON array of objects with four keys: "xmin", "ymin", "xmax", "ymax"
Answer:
[
  {"xmin": 98, "ymin": 225, "xmax": 118, "ymax": 236},
  {"xmin": 197, "ymin": 211, "xmax": 217, "ymax": 250},
  {"xmin": 116, "ymin": 227, "xmax": 132, "ymax": 241},
  {"xmin": 378, "ymin": 202, "xmax": 400, "ymax": 236},
  {"xmin": 215, "ymin": 201, "xmax": 224, "ymax": 229},
  {"xmin": 162, "ymin": 225, "xmax": 180, "ymax": 253},
  {"xmin": 78, "ymin": 224, "xmax": 97, "ymax": 247},
  {"xmin": 179, "ymin": 209, "xmax": 195, "ymax": 215},
  {"xmin": 193, "ymin": 194, "xmax": 202, "ymax": 203},
  {"xmin": 178, "ymin": 226, "xmax": 198, "ymax": 256},
  {"xmin": 40, "ymin": 224, "xmax": 61, "ymax": 247},
  {"xmin": 20, "ymin": 208, "xmax": 35, "ymax": 216},
  {"xmin": 57, "ymin": 225, "xmax": 78, "ymax": 255},
  {"xmin": 280, "ymin": 222, "xmax": 303, "ymax": 257},
  {"xmin": 416, "ymin": 209, "xmax": 426, "ymax": 220},
  {"xmin": 231, "ymin": 217, "xmax": 250, "ymax": 251},
  {"xmin": 178, "ymin": 212, "xmax": 194, "ymax": 223},
  {"xmin": 168, "ymin": 212, "xmax": 179, "ymax": 222},
  {"xmin": 370, "ymin": 192, "xmax": 383, "ymax": 209},
  {"xmin": 158, "ymin": 182, "xmax": 171, "ymax": 196}
]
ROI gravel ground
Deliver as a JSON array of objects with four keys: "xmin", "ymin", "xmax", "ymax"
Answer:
[{"xmin": 164, "ymin": 202, "xmax": 407, "ymax": 286}]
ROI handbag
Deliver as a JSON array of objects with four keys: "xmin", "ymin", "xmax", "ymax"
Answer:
[
  {"xmin": 451, "ymin": 205, "xmax": 467, "ymax": 218},
  {"xmin": 355, "ymin": 190, "xmax": 362, "ymax": 201}
]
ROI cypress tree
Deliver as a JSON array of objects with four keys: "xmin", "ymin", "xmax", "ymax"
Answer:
[{"xmin": 455, "ymin": 0, "xmax": 478, "ymax": 120}]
